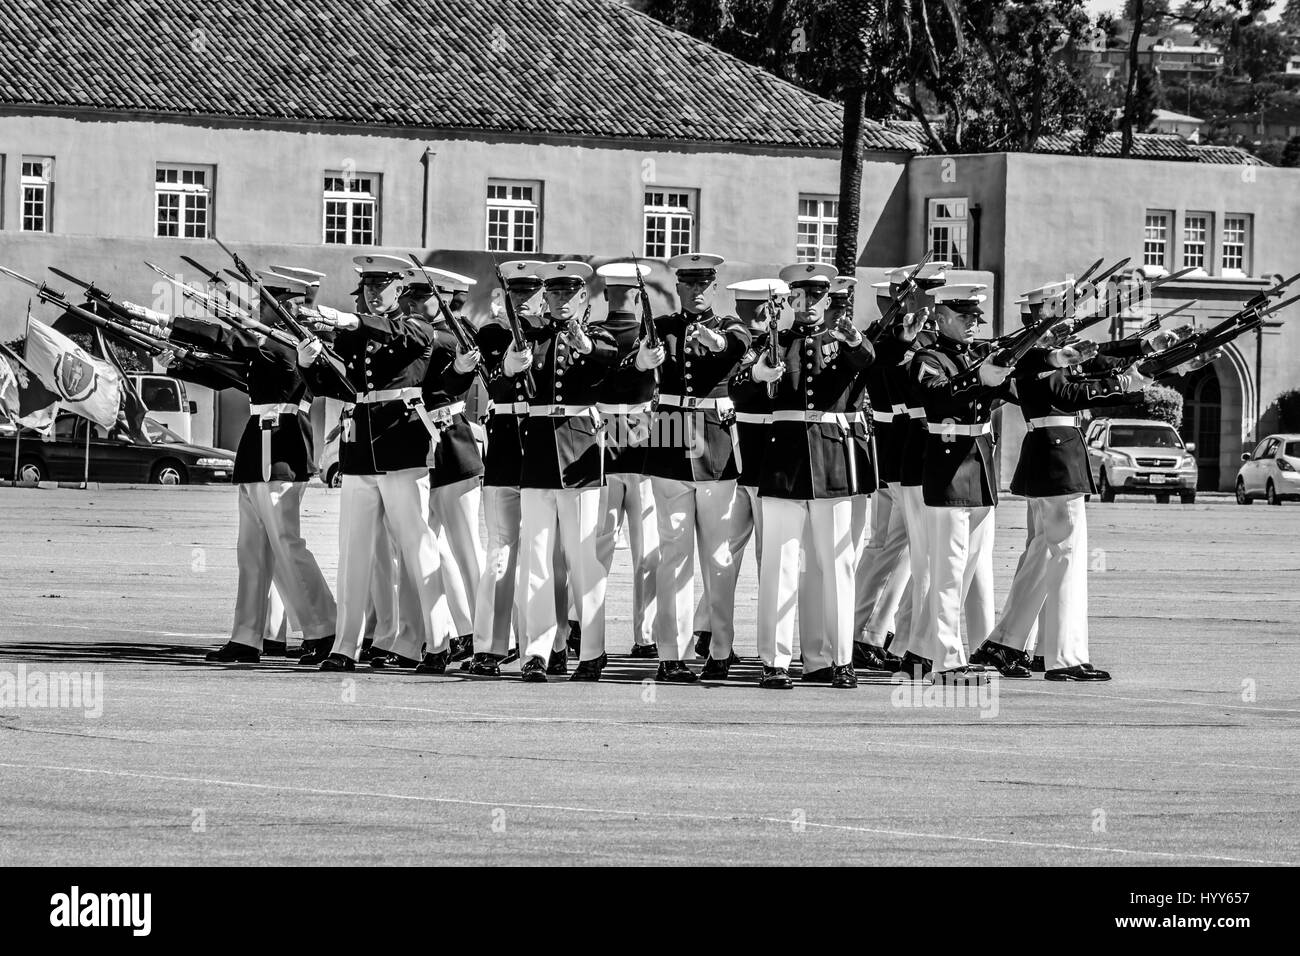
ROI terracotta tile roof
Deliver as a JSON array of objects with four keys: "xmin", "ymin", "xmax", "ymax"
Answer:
[{"xmin": 0, "ymin": 0, "xmax": 915, "ymax": 152}]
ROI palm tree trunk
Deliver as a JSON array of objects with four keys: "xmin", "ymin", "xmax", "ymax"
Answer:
[{"xmin": 835, "ymin": 86, "xmax": 866, "ymax": 275}]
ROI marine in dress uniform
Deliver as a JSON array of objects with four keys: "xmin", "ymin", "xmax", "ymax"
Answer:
[
  {"xmin": 468, "ymin": 262, "xmax": 574, "ymax": 677},
  {"xmin": 910, "ymin": 283, "xmax": 1013, "ymax": 683},
  {"xmin": 138, "ymin": 271, "xmax": 337, "ymax": 664},
  {"xmin": 296, "ymin": 254, "xmax": 477, "ymax": 672},
  {"xmin": 593, "ymin": 261, "xmax": 661, "ymax": 658},
  {"xmin": 507, "ymin": 261, "xmax": 618, "ymax": 682},
  {"xmin": 745, "ymin": 263, "xmax": 875, "ymax": 689},
  {"xmin": 866, "ymin": 262, "xmax": 951, "ymax": 678},
  {"xmin": 640, "ymin": 253, "xmax": 752, "ymax": 683}
]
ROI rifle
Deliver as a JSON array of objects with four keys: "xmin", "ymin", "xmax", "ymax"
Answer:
[
  {"xmin": 630, "ymin": 255, "xmax": 660, "ymax": 348},
  {"xmin": 492, "ymin": 262, "xmax": 536, "ymax": 398},
  {"xmin": 180, "ymin": 255, "xmax": 255, "ymax": 312},
  {"xmin": 950, "ymin": 307, "xmax": 1059, "ymax": 390},
  {"xmin": 1118, "ymin": 301, "xmax": 1196, "ymax": 342},
  {"xmin": 764, "ymin": 285, "xmax": 782, "ymax": 399},
  {"xmin": 407, "ymin": 255, "xmax": 489, "ymax": 392},
  {"xmin": 866, "ymin": 250, "xmax": 935, "ymax": 345},
  {"xmin": 1139, "ymin": 291, "xmax": 1300, "ymax": 379},
  {"xmin": 143, "ymin": 261, "xmax": 301, "ymax": 350}
]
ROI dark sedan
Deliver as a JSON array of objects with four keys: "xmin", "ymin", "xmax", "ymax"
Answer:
[{"xmin": 1, "ymin": 414, "xmax": 236, "ymax": 485}]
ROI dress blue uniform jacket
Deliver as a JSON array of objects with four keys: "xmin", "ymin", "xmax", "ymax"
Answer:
[
  {"xmin": 597, "ymin": 309, "xmax": 656, "ymax": 476},
  {"xmin": 169, "ymin": 316, "xmax": 314, "ymax": 484},
  {"xmin": 422, "ymin": 318, "xmax": 485, "ymax": 489},
  {"xmin": 737, "ymin": 319, "xmax": 875, "ymax": 500},
  {"xmin": 727, "ymin": 329, "xmax": 773, "ymax": 489},
  {"xmin": 890, "ymin": 330, "xmax": 936, "ymax": 489},
  {"xmin": 643, "ymin": 309, "xmax": 751, "ymax": 483},
  {"xmin": 478, "ymin": 322, "xmax": 528, "ymax": 489}
]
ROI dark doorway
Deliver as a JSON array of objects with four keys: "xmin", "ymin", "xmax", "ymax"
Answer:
[{"xmin": 1181, "ymin": 366, "xmax": 1221, "ymax": 491}]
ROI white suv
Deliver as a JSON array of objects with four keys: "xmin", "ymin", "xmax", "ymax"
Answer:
[
  {"xmin": 1236, "ymin": 434, "xmax": 1300, "ymax": 505},
  {"xmin": 1085, "ymin": 418, "xmax": 1198, "ymax": 504}
]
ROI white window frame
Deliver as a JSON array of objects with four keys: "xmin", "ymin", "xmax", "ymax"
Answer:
[
  {"xmin": 322, "ymin": 171, "xmax": 380, "ymax": 246},
  {"xmin": 643, "ymin": 188, "xmax": 697, "ymax": 259},
  {"xmin": 21, "ymin": 156, "xmax": 53, "ymax": 233},
  {"xmin": 155, "ymin": 163, "xmax": 213, "ymax": 239},
  {"xmin": 1143, "ymin": 210, "xmax": 1171, "ymax": 273},
  {"xmin": 796, "ymin": 195, "xmax": 838, "ymax": 264},
  {"xmin": 485, "ymin": 179, "xmax": 542, "ymax": 253},
  {"xmin": 927, "ymin": 197, "xmax": 969, "ymax": 268},
  {"xmin": 1221, "ymin": 214, "xmax": 1251, "ymax": 278},
  {"xmin": 1182, "ymin": 212, "xmax": 1212, "ymax": 272}
]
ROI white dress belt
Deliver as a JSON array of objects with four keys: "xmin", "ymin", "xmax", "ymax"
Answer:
[
  {"xmin": 733, "ymin": 412, "xmax": 771, "ymax": 425},
  {"xmin": 250, "ymin": 401, "xmax": 309, "ymax": 419},
  {"xmin": 1027, "ymin": 415, "xmax": 1078, "ymax": 430},
  {"xmin": 596, "ymin": 401, "xmax": 653, "ymax": 415},
  {"xmin": 770, "ymin": 410, "xmax": 865, "ymax": 427},
  {"xmin": 906, "ymin": 406, "xmax": 926, "ymax": 419},
  {"xmin": 928, "ymin": 421, "xmax": 993, "ymax": 437},
  {"xmin": 356, "ymin": 387, "xmax": 422, "ymax": 404},
  {"xmin": 488, "ymin": 401, "xmax": 529, "ymax": 416},
  {"xmin": 891, "ymin": 403, "xmax": 908, "ymax": 415},
  {"xmin": 657, "ymin": 393, "xmax": 734, "ymax": 413},
  {"xmin": 528, "ymin": 404, "xmax": 599, "ymax": 418},
  {"xmin": 872, "ymin": 409, "xmax": 894, "ymax": 423},
  {"xmin": 424, "ymin": 400, "xmax": 467, "ymax": 424}
]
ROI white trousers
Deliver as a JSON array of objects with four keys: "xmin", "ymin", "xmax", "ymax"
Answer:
[
  {"xmin": 854, "ymin": 484, "xmax": 910, "ymax": 647},
  {"xmin": 231, "ymin": 481, "xmax": 335, "ymax": 649},
  {"xmin": 757, "ymin": 495, "xmax": 857, "ymax": 671},
  {"xmin": 598, "ymin": 474, "xmax": 660, "ymax": 647},
  {"xmin": 692, "ymin": 482, "xmax": 760, "ymax": 645},
  {"xmin": 885, "ymin": 485, "xmax": 926, "ymax": 659},
  {"xmin": 335, "ymin": 468, "xmax": 452, "ymax": 661},
  {"xmin": 429, "ymin": 476, "xmax": 485, "ymax": 639},
  {"xmin": 652, "ymin": 477, "xmax": 743, "ymax": 661},
  {"xmin": 987, "ymin": 494, "xmax": 1091, "ymax": 670},
  {"xmin": 519, "ymin": 487, "xmax": 607, "ymax": 663},
  {"xmin": 920, "ymin": 503, "xmax": 996, "ymax": 671},
  {"xmin": 473, "ymin": 486, "xmax": 572, "ymax": 658}
]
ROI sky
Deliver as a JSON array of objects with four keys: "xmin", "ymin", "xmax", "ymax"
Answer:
[{"xmin": 1082, "ymin": 0, "xmax": 1282, "ymax": 19}]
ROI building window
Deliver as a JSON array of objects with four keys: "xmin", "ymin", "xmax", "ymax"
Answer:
[
  {"xmin": 1222, "ymin": 214, "xmax": 1250, "ymax": 277},
  {"xmin": 796, "ymin": 196, "xmax": 838, "ymax": 264},
  {"xmin": 485, "ymin": 180, "xmax": 541, "ymax": 253},
  {"xmin": 1143, "ymin": 211, "xmax": 1171, "ymax": 272},
  {"xmin": 927, "ymin": 198, "xmax": 968, "ymax": 268},
  {"xmin": 644, "ymin": 189, "xmax": 696, "ymax": 259},
  {"xmin": 21, "ymin": 157, "xmax": 53, "ymax": 233},
  {"xmin": 1182, "ymin": 212, "xmax": 1211, "ymax": 271},
  {"xmin": 323, "ymin": 173, "xmax": 379, "ymax": 245},
  {"xmin": 155, "ymin": 164, "xmax": 212, "ymax": 239}
]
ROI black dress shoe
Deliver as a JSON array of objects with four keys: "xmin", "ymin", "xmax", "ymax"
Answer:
[
  {"xmin": 1030, "ymin": 655, "xmax": 1046, "ymax": 673},
  {"xmin": 319, "ymin": 653, "xmax": 355, "ymax": 672},
  {"xmin": 1045, "ymin": 664, "xmax": 1111, "ymax": 682},
  {"xmin": 883, "ymin": 630, "xmax": 895, "ymax": 650},
  {"xmin": 467, "ymin": 653, "xmax": 502, "ymax": 677},
  {"xmin": 801, "ymin": 666, "xmax": 835, "ymax": 683},
  {"xmin": 369, "ymin": 652, "xmax": 419, "ymax": 670},
  {"xmin": 284, "ymin": 643, "xmax": 307, "ymax": 658},
  {"xmin": 655, "ymin": 661, "xmax": 698, "ymax": 683},
  {"xmin": 969, "ymin": 640, "xmax": 1033, "ymax": 678},
  {"xmin": 758, "ymin": 666, "xmax": 793, "ymax": 690},
  {"xmin": 262, "ymin": 639, "xmax": 287, "ymax": 657},
  {"xmin": 629, "ymin": 643, "xmax": 659, "ymax": 659},
  {"xmin": 570, "ymin": 654, "xmax": 607, "ymax": 682},
  {"xmin": 449, "ymin": 635, "xmax": 474, "ymax": 662},
  {"xmin": 566, "ymin": 620, "xmax": 582, "ymax": 656},
  {"xmin": 297, "ymin": 634, "xmax": 336, "ymax": 666},
  {"xmin": 693, "ymin": 630, "xmax": 712, "ymax": 657},
  {"xmin": 414, "ymin": 650, "xmax": 449, "ymax": 674},
  {"xmin": 900, "ymin": 650, "xmax": 932, "ymax": 679},
  {"xmin": 933, "ymin": 664, "xmax": 990, "ymax": 684},
  {"xmin": 358, "ymin": 642, "xmax": 388, "ymax": 664},
  {"xmin": 726, "ymin": 650, "xmax": 742, "ymax": 665},
  {"xmin": 699, "ymin": 656, "xmax": 731, "ymax": 680},
  {"xmin": 520, "ymin": 657, "xmax": 548, "ymax": 682},
  {"xmin": 502, "ymin": 646, "xmax": 520, "ymax": 664},
  {"xmin": 205, "ymin": 642, "xmax": 260, "ymax": 663},
  {"xmin": 547, "ymin": 649, "xmax": 569, "ymax": 676},
  {"xmin": 831, "ymin": 663, "xmax": 859, "ymax": 688},
  {"xmin": 852, "ymin": 641, "xmax": 902, "ymax": 672}
]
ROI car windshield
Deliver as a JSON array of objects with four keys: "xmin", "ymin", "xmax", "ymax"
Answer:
[
  {"xmin": 1284, "ymin": 441, "xmax": 1300, "ymax": 459},
  {"xmin": 144, "ymin": 419, "xmax": 183, "ymax": 444},
  {"xmin": 1109, "ymin": 425, "xmax": 1182, "ymax": 448}
]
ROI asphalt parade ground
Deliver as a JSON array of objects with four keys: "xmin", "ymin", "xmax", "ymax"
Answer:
[{"xmin": 0, "ymin": 484, "xmax": 1296, "ymax": 867}]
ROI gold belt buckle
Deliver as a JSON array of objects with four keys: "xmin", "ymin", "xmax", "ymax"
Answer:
[
  {"xmin": 551, "ymin": 404, "xmax": 563, "ymax": 416},
  {"xmin": 684, "ymin": 396, "xmax": 699, "ymax": 409},
  {"xmin": 808, "ymin": 410, "xmax": 823, "ymax": 423}
]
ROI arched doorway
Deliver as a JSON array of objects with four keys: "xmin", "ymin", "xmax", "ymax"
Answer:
[{"xmin": 1181, "ymin": 367, "xmax": 1220, "ymax": 491}]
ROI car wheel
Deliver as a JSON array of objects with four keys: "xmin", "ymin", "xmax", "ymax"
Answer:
[
  {"xmin": 1099, "ymin": 471, "xmax": 1115, "ymax": 503},
  {"xmin": 1154, "ymin": 493, "xmax": 1171, "ymax": 504},
  {"xmin": 1180, "ymin": 492, "xmax": 1196, "ymax": 505},
  {"xmin": 326, "ymin": 464, "xmax": 342, "ymax": 489},
  {"xmin": 1267, "ymin": 481, "xmax": 1281, "ymax": 506},
  {"xmin": 1236, "ymin": 479, "xmax": 1251, "ymax": 505},
  {"xmin": 16, "ymin": 457, "xmax": 44, "ymax": 484},
  {"xmin": 152, "ymin": 460, "xmax": 187, "ymax": 486}
]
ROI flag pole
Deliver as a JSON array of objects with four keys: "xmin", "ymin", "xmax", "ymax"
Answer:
[
  {"xmin": 12, "ymin": 426, "xmax": 19, "ymax": 485},
  {"xmin": 83, "ymin": 419, "xmax": 90, "ymax": 489}
]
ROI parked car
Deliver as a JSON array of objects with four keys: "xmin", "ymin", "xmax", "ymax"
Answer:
[
  {"xmin": 126, "ymin": 373, "xmax": 197, "ymax": 443},
  {"xmin": 1084, "ymin": 417, "xmax": 1198, "ymax": 504},
  {"xmin": 0, "ymin": 412, "xmax": 235, "ymax": 485},
  {"xmin": 319, "ymin": 421, "xmax": 342, "ymax": 488},
  {"xmin": 1235, "ymin": 433, "xmax": 1300, "ymax": 505}
]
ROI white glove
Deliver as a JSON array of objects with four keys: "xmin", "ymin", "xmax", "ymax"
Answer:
[
  {"xmin": 295, "ymin": 337, "xmax": 323, "ymax": 367},
  {"xmin": 1037, "ymin": 321, "xmax": 1073, "ymax": 348},
  {"xmin": 829, "ymin": 315, "xmax": 862, "ymax": 345},
  {"xmin": 307, "ymin": 305, "xmax": 359, "ymax": 330},
  {"xmin": 453, "ymin": 348, "xmax": 481, "ymax": 374},
  {"xmin": 692, "ymin": 324, "xmax": 726, "ymax": 353},
  {"xmin": 1053, "ymin": 340, "xmax": 1098, "ymax": 367},
  {"xmin": 1123, "ymin": 366, "xmax": 1154, "ymax": 391},
  {"xmin": 1146, "ymin": 329, "xmax": 1178, "ymax": 352},
  {"xmin": 563, "ymin": 321, "xmax": 593, "ymax": 355},
  {"xmin": 978, "ymin": 362, "xmax": 1012, "ymax": 387},
  {"xmin": 635, "ymin": 340, "xmax": 666, "ymax": 370},
  {"xmin": 751, "ymin": 354, "xmax": 785, "ymax": 383},
  {"xmin": 503, "ymin": 344, "xmax": 533, "ymax": 376},
  {"xmin": 899, "ymin": 307, "xmax": 929, "ymax": 342}
]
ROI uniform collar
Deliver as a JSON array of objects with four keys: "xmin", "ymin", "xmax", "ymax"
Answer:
[
  {"xmin": 790, "ymin": 318, "xmax": 828, "ymax": 338},
  {"xmin": 936, "ymin": 334, "xmax": 971, "ymax": 355},
  {"xmin": 681, "ymin": 308, "xmax": 716, "ymax": 325}
]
